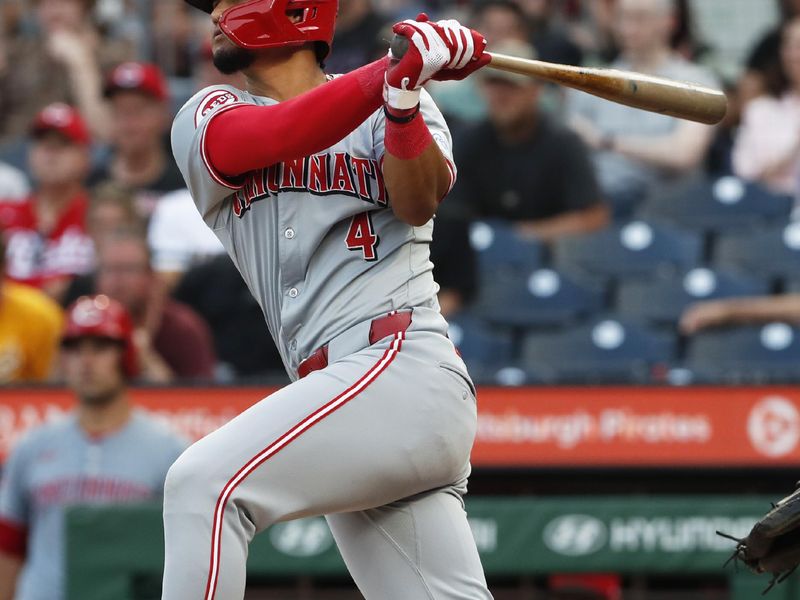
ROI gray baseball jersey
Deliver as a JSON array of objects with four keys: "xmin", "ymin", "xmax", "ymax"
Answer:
[
  {"xmin": 164, "ymin": 81, "xmax": 491, "ymax": 599},
  {"xmin": 0, "ymin": 411, "xmax": 186, "ymax": 600},
  {"xmin": 171, "ymin": 84, "xmax": 454, "ymax": 376}
]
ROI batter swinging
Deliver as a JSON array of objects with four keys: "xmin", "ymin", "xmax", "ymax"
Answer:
[{"xmin": 164, "ymin": 1, "xmax": 492, "ymax": 598}]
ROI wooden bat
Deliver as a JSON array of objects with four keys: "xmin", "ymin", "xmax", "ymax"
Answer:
[{"xmin": 390, "ymin": 36, "xmax": 727, "ymax": 125}]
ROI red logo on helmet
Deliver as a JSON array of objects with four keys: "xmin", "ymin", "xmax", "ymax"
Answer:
[{"xmin": 195, "ymin": 90, "xmax": 238, "ymax": 128}]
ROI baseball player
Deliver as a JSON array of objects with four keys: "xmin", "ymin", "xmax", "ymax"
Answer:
[
  {"xmin": 165, "ymin": 1, "xmax": 492, "ymax": 598},
  {"xmin": 0, "ymin": 295, "xmax": 186, "ymax": 600}
]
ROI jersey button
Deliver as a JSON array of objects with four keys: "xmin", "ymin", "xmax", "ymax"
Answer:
[
  {"xmin": 289, "ymin": 339, "xmax": 298, "ymax": 351},
  {"xmin": 288, "ymin": 287, "xmax": 299, "ymax": 298},
  {"xmin": 284, "ymin": 228, "xmax": 295, "ymax": 239}
]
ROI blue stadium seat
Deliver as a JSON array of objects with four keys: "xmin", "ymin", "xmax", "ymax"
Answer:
[
  {"xmin": 616, "ymin": 267, "xmax": 768, "ymax": 325},
  {"xmin": 520, "ymin": 317, "xmax": 677, "ymax": 383},
  {"xmin": 474, "ymin": 268, "xmax": 607, "ymax": 327},
  {"xmin": 446, "ymin": 312, "xmax": 514, "ymax": 382},
  {"xmin": 638, "ymin": 175, "xmax": 792, "ymax": 232},
  {"xmin": 686, "ymin": 323, "xmax": 800, "ymax": 383},
  {"xmin": 714, "ymin": 222, "xmax": 800, "ymax": 279},
  {"xmin": 469, "ymin": 219, "xmax": 544, "ymax": 279},
  {"xmin": 553, "ymin": 220, "xmax": 702, "ymax": 279}
]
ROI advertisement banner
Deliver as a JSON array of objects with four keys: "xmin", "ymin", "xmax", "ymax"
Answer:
[
  {"xmin": 66, "ymin": 495, "xmax": 770, "ymax": 600},
  {"xmin": 3, "ymin": 386, "xmax": 800, "ymax": 467}
]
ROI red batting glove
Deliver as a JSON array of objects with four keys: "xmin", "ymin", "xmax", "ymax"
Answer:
[
  {"xmin": 384, "ymin": 14, "xmax": 450, "ymax": 110},
  {"xmin": 430, "ymin": 19, "xmax": 490, "ymax": 82}
]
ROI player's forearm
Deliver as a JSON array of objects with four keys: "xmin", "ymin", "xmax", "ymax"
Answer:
[
  {"xmin": 384, "ymin": 143, "xmax": 450, "ymax": 226},
  {"xmin": 612, "ymin": 124, "xmax": 711, "ymax": 171},
  {"xmin": 719, "ymin": 295, "xmax": 800, "ymax": 325},
  {"xmin": 206, "ymin": 58, "xmax": 387, "ymax": 177},
  {"xmin": 514, "ymin": 203, "xmax": 609, "ymax": 242},
  {"xmin": 0, "ymin": 552, "xmax": 22, "ymax": 600}
]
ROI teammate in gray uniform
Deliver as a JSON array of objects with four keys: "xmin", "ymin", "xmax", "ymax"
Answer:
[
  {"xmin": 0, "ymin": 295, "xmax": 187, "ymax": 600},
  {"xmin": 165, "ymin": 1, "xmax": 493, "ymax": 598}
]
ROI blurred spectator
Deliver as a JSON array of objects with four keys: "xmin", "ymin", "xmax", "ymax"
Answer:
[
  {"xmin": 0, "ymin": 240, "xmax": 63, "ymax": 384},
  {"xmin": 0, "ymin": 0, "xmax": 123, "ymax": 144},
  {"xmin": 0, "ymin": 104, "xmax": 95, "ymax": 303},
  {"xmin": 0, "ymin": 163, "xmax": 29, "ymax": 202},
  {"xmin": 94, "ymin": 230, "xmax": 217, "ymax": 382},
  {"xmin": 430, "ymin": 215, "xmax": 477, "ymax": 317},
  {"xmin": 518, "ymin": 0, "xmax": 583, "ymax": 65},
  {"xmin": 680, "ymin": 294, "xmax": 800, "ymax": 334},
  {"xmin": 475, "ymin": 0, "xmax": 530, "ymax": 46},
  {"xmin": 567, "ymin": 0, "xmax": 718, "ymax": 216},
  {"xmin": 325, "ymin": 0, "xmax": 389, "ymax": 74},
  {"xmin": 452, "ymin": 41, "xmax": 608, "ymax": 242},
  {"xmin": 0, "ymin": 295, "xmax": 185, "ymax": 600},
  {"xmin": 87, "ymin": 181, "xmax": 145, "ymax": 243},
  {"xmin": 148, "ymin": 189, "xmax": 225, "ymax": 291},
  {"xmin": 174, "ymin": 255, "xmax": 286, "ymax": 379},
  {"xmin": 740, "ymin": 0, "xmax": 800, "ymax": 107},
  {"xmin": 429, "ymin": 0, "xmax": 531, "ymax": 125},
  {"xmin": 563, "ymin": 0, "xmax": 617, "ymax": 65},
  {"xmin": 92, "ymin": 62, "xmax": 185, "ymax": 218},
  {"xmin": 152, "ymin": 1, "xmax": 197, "ymax": 79},
  {"xmin": 733, "ymin": 16, "xmax": 800, "ymax": 197}
]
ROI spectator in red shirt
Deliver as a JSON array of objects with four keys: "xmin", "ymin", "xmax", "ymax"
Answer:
[
  {"xmin": 0, "ymin": 104, "xmax": 95, "ymax": 303},
  {"xmin": 94, "ymin": 229, "xmax": 216, "ymax": 383}
]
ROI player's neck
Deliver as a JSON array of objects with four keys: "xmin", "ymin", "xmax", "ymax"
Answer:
[
  {"xmin": 244, "ymin": 48, "xmax": 327, "ymax": 101},
  {"xmin": 78, "ymin": 394, "xmax": 132, "ymax": 437}
]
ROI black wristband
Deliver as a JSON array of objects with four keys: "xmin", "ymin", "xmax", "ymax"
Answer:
[{"xmin": 384, "ymin": 104, "xmax": 421, "ymax": 124}]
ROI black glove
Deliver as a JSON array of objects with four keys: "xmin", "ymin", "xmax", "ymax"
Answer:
[{"xmin": 718, "ymin": 484, "xmax": 800, "ymax": 594}]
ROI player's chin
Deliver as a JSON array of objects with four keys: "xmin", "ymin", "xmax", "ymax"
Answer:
[{"xmin": 212, "ymin": 44, "xmax": 256, "ymax": 75}]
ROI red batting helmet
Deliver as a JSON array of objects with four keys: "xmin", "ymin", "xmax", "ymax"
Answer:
[
  {"xmin": 62, "ymin": 295, "xmax": 139, "ymax": 378},
  {"xmin": 186, "ymin": 0, "xmax": 338, "ymax": 57}
]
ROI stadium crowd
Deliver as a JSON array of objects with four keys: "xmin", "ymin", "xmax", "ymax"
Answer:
[{"xmin": 0, "ymin": 0, "xmax": 796, "ymax": 385}]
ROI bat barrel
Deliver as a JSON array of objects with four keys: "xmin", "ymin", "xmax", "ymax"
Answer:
[{"xmin": 488, "ymin": 53, "xmax": 727, "ymax": 125}]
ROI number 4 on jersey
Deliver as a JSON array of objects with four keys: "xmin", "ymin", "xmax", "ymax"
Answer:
[{"xmin": 346, "ymin": 212, "xmax": 380, "ymax": 261}]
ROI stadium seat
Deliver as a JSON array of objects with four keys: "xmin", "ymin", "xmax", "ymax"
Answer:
[
  {"xmin": 616, "ymin": 267, "xmax": 768, "ymax": 325},
  {"xmin": 639, "ymin": 175, "xmax": 793, "ymax": 232},
  {"xmin": 714, "ymin": 222, "xmax": 800, "ymax": 279},
  {"xmin": 686, "ymin": 324, "xmax": 800, "ymax": 383},
  {"xmin": 469, "ymin": 219, "xmax": 544, "ymax": 279},
  {"xmin": 520, "ymin": 317, "xmax": 677, "ymax": 383},
  {"xmin": 474, "ymin": 268, "xmax": 607, "ymax": 327},
  {"xmin": 446, "ymin": 312, "xmax": 515, "ymax": 382},
  {"xmin": 553, "ymin": 220, "xmax": 702, "ymax": 279}
]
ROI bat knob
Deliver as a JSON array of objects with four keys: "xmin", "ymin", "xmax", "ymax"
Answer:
[{"xmin": 390, "ymin": 35, "xmax": 409, "ymax": 60}]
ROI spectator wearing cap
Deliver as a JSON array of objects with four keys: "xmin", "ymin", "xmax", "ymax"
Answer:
[
  {"xmin": 0, "ymin": 0, "xmax": 128, "ymax": 144},
  {"xmin": 428, "ymin": 0, "xmax": 532, "ymax": 126},
  {"xmin": 450, "ymin": 40, "xmax": 608, "ymax": 242},
  {"xmin": 0, "ymin": 295, "xmax": 186, "ymax": 600},
  {"xmin": 93, "ymin": 62, "xmax": 185, "ymax": 218},
  {"xmin": 0, "ymin": 104, "xmax": 95, "ymax": 303},
  {"xmin": 0, "ymin": 239, "xmax": 64, "ymax": 384}
]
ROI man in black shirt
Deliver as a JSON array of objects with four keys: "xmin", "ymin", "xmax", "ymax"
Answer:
[
  {"xmin": 93, "ymin": 62, "xmax": 186, "ymax": 218},
  {"xmin": 452, "ymin": 41, "xmax": 608, "ymax": 241}
]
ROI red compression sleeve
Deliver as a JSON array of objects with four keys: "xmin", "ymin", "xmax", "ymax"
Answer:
[{"xmin": 205, "ymin": 58, "xmax": 387, "ymax": 178}]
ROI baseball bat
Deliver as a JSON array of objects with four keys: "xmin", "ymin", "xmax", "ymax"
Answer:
[{"xmin": 390, "ymin": 36, "xmax": 727, "ymax": 125}]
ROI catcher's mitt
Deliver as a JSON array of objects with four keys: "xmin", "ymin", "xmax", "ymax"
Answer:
[{"xmin": 718, "ymin": 484, "xmax": 800, "ymax": 594}]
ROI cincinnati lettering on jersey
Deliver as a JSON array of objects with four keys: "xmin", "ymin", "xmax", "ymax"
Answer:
[{"xmin": 232, "ymin": 151, "xmax": 388, "ymax": 218}]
